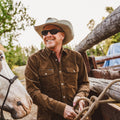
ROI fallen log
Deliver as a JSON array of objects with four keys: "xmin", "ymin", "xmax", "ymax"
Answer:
[
  {"xmin": 98, "ymin": 65, "xmax": 120, "ymax": 71},
  {"xmin": 89, "ymin": 77, "xmax": 120, "ymax": 101},
  {"xmin": 75, "ymin": 6, "xmax": 120, "ymax": 52},
  {"xmin": 91, "ymin": 69, "xmax": 120, "ymax": 79}
]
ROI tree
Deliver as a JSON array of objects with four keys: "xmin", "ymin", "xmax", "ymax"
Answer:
[
  {"xmin": 14, "ymin": 45, "xmax": 27, "ymax": 66},
  {"xmin": 75, "ymin": 6, "xmax": 120, "ymax": 55},
  {"xmin": 4, "ymin": 35, "xmax": 16, "ymax": 68},
  {"xmin": 0, "ymin": 0, "xmax": 35, "ymax": 38},
  {"xmin": 24, "ymin": 45, "xmax": 39, "ymax": 58},
  {"xmin": 0, "ymin": 0, "xmax": 36, "ymax": 67},
  {"xmin": 4, "ymin": 36, "xmax": 27, "ymax": 68}
]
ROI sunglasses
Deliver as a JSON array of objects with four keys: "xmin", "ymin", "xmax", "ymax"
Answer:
[{"xmin": 41, "ymin": 29, "xmax": 63, "ymax": 36}]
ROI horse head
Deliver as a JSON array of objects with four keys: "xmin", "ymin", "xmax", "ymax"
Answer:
[{"xmin": 0, "ymin": 50, "xmax": 33, "ymax": 119}]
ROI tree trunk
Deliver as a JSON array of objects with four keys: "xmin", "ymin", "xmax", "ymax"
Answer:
[
  {"xmin": 89, "ymin": 77, "xmax": 120, "ymax": 101},
  {"xmin": 75, "ymin": 6, "xmax": 120, "ymax": 52}
]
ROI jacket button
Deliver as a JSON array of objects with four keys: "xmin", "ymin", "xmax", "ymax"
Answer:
[
  {"xmin": 73, "ymin": 70, "xmax": 76, "ymax": 72},
  {"xmin": 63, "ymin": 96, "xmax": 66, "ymax": 99},
  {"xmin": 59, "ymin": 71, "xmax": 62, "ymax": 73},
  {"xmin": 45, "ymin": 73, "xmax": 47, "ymax": 75},
  {"xmin": 61, "ymin": 83, "xmax": 64, "ymax": 86}
]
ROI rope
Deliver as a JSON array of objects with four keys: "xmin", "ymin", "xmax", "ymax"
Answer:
[{"xmin": 74, "ymin": 79, "xmax": 120, "ymax": 120}]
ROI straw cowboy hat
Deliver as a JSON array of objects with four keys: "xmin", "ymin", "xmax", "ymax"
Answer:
[{"xmin": 34, "ymin": 18, "xmax": 74, "ymax": 45}]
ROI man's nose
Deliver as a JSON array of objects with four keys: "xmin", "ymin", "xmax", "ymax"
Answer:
[{"xmin": 47, "ymin": 32, "xmax": 52, "ymax": 36}]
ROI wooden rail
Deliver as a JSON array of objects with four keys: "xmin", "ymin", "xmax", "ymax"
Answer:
[{"xmin": 95, "ymin": 53, "xmax": 120, "ymax": 64}]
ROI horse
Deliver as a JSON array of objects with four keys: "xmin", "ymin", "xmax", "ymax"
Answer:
[{"xmin": 0, "ymin": 50, "xmax": 33, "ymax": 119}]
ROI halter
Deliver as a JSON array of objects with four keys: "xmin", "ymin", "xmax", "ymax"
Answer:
[{"xmin": 0, "ymin": 74, "xmax": 18, "ymax": 120}]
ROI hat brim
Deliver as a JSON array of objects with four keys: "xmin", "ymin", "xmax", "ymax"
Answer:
[{"xmin": 34, "ymin": 22, "xmax": 74, "ymax": 45}]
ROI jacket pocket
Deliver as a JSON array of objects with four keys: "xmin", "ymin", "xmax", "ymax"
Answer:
[
  {"xmin": 39, "ymin": 68, "xmax": 54, "ymax": 76},
  {"xmin": 66, "ymin": 66, "xmax": 79, "ymax": 73},
  {"xmin": 64, "ymin": 65, "xmax": 79, "ymax": 102},
  {"xmin": 63, "ymin": 65, "xmax": 79, "ymax": 86},
  {"xmin": 38, "ymin": 68, "xmax": 56, "ymax": 94}
]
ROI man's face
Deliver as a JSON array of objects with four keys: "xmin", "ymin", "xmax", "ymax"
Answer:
[{"xmin": 42, "ymin": 24, "xmax": 65, "ymax": 50}]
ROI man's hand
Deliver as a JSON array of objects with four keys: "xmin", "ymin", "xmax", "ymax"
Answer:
[
  {"xmin": 63, "ymin": 105, "xmax": 77, "ymax": 120},
  {"xmin": 73, "ymin": 96, "xmax": 85, "ymax": 111}
]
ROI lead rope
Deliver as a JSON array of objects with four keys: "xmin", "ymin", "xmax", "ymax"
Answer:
[
  {"xmin": 0, "ymin": 75, "xmax": 18, "ymax": 120},
  {"xmin": 74, "ymin": 79, "xmax": 120, "ymax": 120}
]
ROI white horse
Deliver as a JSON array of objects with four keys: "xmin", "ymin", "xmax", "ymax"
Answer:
[{"xmin": 0, "ymin": 50, "xmax": 32, "ymax": 119}]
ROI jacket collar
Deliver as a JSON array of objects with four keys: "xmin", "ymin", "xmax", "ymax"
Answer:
[{"xmin": 45, "ymin": 47, "xmax": 67, "ymax": 57}]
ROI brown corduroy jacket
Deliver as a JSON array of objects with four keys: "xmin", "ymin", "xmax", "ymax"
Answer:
[{"xmin": 25, "ymin": 48, "xmax": 89, "ymax": 120}]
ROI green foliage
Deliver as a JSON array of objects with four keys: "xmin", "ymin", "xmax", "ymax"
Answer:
[
  {"xmin": 4, "ymin": 35, "xmax": 16, "ymax": 68},
  {"xmin": 4, "ymin": 42, "xmax": 39, "ymax": 69},
  {"xmin": 111, "ymin": 32, "xmax": 120, "ymax": 43},
  {"xmin": 14, "ymin": 45, "xmax": 27, "ymax": 66},
  {"xmin": 87, "ymin": 43, "xmax": 105, "ymax": 56},
  {"xmin": 4, "ymin": 35, "xmax": 27, "ymax": 68},
  {"xmin": 106, "ymin": 7, "xmax": 114, "ymax": 14},
  {"xmin": 24, "ymin": 45, "xmax": 39, "ymax": 57},
  {"xmin": 87, "ymin": 19, "xmax": 95, "ymax": 31},
  {"xmin": 0, "ymin": 0, "xmax": 35, "ymax": 38},
  {"xmin": 0, "ymin": 0, "xmax": 13, "ymax": 35},
  {"xmin": 0, "ymin": 0, "xmax": 36, "ymax": 68},
  {"xmin": 40, "ymin": 41, "xmax": 45, "ymax": 49},
  {"xmin": 63, "ymin": 44, "xmax": 72, "ymax": 50}
]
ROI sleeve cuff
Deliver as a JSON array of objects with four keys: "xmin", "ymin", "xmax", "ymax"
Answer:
[
  {"xmin": 76, "ymin": 91, "xmax": 89, "ymax": 97},
  {"xmin": 55, "ymin": 101, "xmax": 66, "ymax": 116}
]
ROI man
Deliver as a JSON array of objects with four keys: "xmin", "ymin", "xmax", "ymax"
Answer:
[{"xmin": 25, "ymin": 18, "xmax": 89, "ymax": 120}]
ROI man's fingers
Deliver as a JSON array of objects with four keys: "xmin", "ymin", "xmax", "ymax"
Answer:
[
  {"xmin": 71, "ymin": 110, "xmax": 77, "ymax": 117},
  {"xmin": 79, "ymin": 103, "xmax": 84, "ymax": 111},
  {"xmin": 67, "ymin": 110, "xmax": 77, "ymax": 119},
  {"xmin": 65, "ymin": 113, "xmax": 76, "ymax": 120},
  {"xmin": 64, "ymin": 105, "xmax": 77, "ymax": 120},
  {"xmin": 79, "ymin": 100, "xmax": 85, "ymax": 111}
]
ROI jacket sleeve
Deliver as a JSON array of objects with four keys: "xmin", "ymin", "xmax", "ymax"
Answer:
[
  {"xmin": 25, "ymin": 56, "xmax": 66, "ymax": 116},
  {"xmin": 75, "ymin": 52, "xmax": 90, "ymax": 97}
]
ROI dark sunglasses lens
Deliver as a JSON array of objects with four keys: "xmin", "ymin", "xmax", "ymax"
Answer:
[
  {"xmin": 50, "ymin": 29, "xmax": 59, "ymax": 34},
  {"xmin": 41, "ymin": 29, "xmax": 61, "ymax": 36},
  {"xmin": 41, "ymin": 30, "xmax": 48, "ymax": 36}
]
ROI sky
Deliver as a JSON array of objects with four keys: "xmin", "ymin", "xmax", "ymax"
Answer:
[{"xmin": 17, "ymin": 0, "xmax": 120, "ymax": 49}]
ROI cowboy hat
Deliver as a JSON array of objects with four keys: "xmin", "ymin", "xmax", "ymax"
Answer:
[{"xmin": 34, "ymin": 18, "xmax": 74, "ymax": 45}]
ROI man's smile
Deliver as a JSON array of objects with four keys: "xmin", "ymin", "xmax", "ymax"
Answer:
[{"xmin": 46, "ymin": 40, "xmax": 54, "ymax": 42}]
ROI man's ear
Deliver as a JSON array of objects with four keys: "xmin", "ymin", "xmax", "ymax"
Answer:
[{"xmin": 61, "ymin": 32, "xmax": 65, "ymax": 41}]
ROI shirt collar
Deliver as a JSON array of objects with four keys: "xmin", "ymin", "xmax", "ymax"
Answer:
[{"xmin": 45, "ymin": 47, "xmax": 68, "ymax": 57}]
